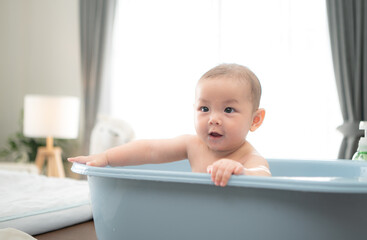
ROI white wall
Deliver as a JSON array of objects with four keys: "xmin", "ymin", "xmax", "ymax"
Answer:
[{"xmin": 0, "ymin": 0, "xmax": 81, "ymax": 149}]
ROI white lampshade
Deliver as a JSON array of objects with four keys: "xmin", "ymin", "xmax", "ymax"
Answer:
[{"xmin": 23, "ymin": 95, "xmax": 80, "ymax": 139}]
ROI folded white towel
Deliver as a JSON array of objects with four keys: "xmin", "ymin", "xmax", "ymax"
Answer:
[
  {"xmin": 0, "ymin": 228, "xmax": 36, "ymax": 240},
  {"xmin": 0, "ymin": 169, "xmax": 92, "ymax": 235}
]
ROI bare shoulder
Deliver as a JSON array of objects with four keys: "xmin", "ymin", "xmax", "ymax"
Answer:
[
  {"xmin": 148, "ymin": 135, "xmax": 196, "ymax": 162},
  {"xmin": 242, "ymin": 142, "xmax": 269, "ymax": 168},
  {"xmin": 243, "ymin": 151, "xmax": 269, "ymax": 168},
  {"xmin": 179, "ymin": 134, "xmax": 206, "ymax": 156},
  {"xmin": 173, "ymin": 134, "xmax": 198, "ymax": 144},
  {"xmin": 241, "ymin": 144, "xmax": 271, "ymax": 176},
  {"xmin": 175, "ymin": 134, "xmax": 200, "ymax": 145},
  {"xmin": 169, "ymin": 134, "xmax": 201, "ymax": 152}
]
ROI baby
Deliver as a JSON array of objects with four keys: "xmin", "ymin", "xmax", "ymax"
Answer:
[{"xmin": 68, "ymin": 63, "xmax": 271, "ymax": 186}]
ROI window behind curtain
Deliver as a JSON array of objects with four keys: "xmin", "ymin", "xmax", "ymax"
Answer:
[{"xmin": 110, "ymin": 0, "xmax": 342, "ymax": 160}]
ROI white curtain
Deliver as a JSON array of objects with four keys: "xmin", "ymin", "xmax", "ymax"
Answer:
[
  {"xmin": 79, "ymin": 0, "xmax": 117, "ymax": 154},
  {"xmin": 110, "ymin": 0, "xmax": 342, "ymax": 160}
]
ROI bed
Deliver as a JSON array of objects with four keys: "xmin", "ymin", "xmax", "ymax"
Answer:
[
  {"xmin": 0, "ymin": 165, "xmax": 94, "ymax": 238},
  {"xmin": 0, "ymin": 116, "xmax": 134, "ymax": 239}
]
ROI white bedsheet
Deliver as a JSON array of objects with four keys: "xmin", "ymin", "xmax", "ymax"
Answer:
[{"xmin": 0, "ymin": 169, "xmax": 92, "ymax": 235}]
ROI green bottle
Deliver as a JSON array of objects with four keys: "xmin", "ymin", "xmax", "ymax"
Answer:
[{"xmin": 352, "ymin": 121, "xmax": 367, "ymax": 161}]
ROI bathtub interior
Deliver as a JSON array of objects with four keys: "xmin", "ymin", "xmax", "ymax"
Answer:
[
  {"xmin": 268, "ymin": 158, "xmax": 367, "ymax": 177},
  {"xmin": 122, "ymin": 159, "xmax": 192, "ymax": 172},
  {"xmin": 120, "ymin": 158, "xmax": 367, "ymax": 178},
  {"xmin": 72, "ymin": 158, "xmax": 367, "ymax": 193}
]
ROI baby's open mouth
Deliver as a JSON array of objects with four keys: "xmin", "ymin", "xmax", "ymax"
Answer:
[{"xmin": 209, "ymin": 132, "xmax": 223, "ymax": 138}]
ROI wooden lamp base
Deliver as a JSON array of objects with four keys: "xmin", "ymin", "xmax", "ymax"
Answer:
[{"xmin": 35, "ymin": 136, "xmax": 65, "ymax": 178}]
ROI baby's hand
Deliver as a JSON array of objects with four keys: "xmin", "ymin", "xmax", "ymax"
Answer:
[
  {"xmin": 207, "ymin": 159, "xmax": 244, "ymax": 187},
  {"xmin": 67, "ymin": 153, "xmax": 108, "ymax": 167}
]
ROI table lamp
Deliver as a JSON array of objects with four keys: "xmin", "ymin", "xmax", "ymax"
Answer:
[{"xmin": 23, "ymin": 95, "xmax": 80, "ymax": 178}]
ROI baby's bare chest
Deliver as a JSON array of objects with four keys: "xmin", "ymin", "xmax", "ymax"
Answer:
[
  {"xmin": 186, "ymin": 137, "xmax": 254, "ymax": 172},
  {"xmin": 187, "ymin": 145, "xmax": 246, "ymax": 173},
  {"xmin": 189, "ymin": 152, "xmax": 217, "ymax": 173}
]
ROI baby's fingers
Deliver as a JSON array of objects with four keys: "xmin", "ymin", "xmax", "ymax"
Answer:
[
  {"xmin": 214, "ymin": 167, "xmax": 224, "ymax": 186},
  {"xmin": 210, "ymin": 163, "xmax": 222, "ymax": 184},
  {"xmin": 219, "ymin": 166, "xmax": 236, "ymax": 187},
  {"xmin": 233, "ymin": 166, "xmax": 244, "ymax": 175},
  {"xmin": 67, "ymin": 156, "xmax": 90, "ymax": 164},
  {"xmin": 68, "ymin": 153, "xmax": 108, "ymax": 167},
  {"xmin": 67, "ymin": 156, "xmax": 101, "ymax": 167}
]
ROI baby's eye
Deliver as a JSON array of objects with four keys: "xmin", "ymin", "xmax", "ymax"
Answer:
[
  {"xmin": 200, "ymin": 106, "xmax": 209, "ymax": 112},
  {"xmin": 224, "ymin": 107, "xmax": 235, "ymax": 113}
]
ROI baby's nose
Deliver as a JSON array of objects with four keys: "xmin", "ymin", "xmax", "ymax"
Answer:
[{"xmin": 209, "ymin": 114, "xmax": 222, "ymax": 125}]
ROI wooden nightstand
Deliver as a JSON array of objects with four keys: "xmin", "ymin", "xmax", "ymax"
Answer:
[{"xmin": 34, "ymin": 137, "xmax": 65, "ymax": 178}]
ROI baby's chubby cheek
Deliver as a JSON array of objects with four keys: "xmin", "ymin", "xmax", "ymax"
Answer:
[{"xmin": 194, "ymin": 122, "xmax": 207, "ymax": 137}]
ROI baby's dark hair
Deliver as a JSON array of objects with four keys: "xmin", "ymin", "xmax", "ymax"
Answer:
[{"xmin": 199, "ymin": 63, "xmax": 262, "ymax": 110}]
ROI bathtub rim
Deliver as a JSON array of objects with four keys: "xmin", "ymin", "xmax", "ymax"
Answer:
[{"xmin": 71, "ymin": 159, "xmax": 367, "ymax": 194}]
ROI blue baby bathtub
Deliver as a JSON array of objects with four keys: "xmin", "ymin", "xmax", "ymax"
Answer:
[{"xmin": 72, "ymin": 159, "xmax": 367, "ymax": 240}]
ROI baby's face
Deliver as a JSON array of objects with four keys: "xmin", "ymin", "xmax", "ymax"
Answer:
[{"xmin": 194, "ymin": 77, "xmax": 255, "ymax": 153}]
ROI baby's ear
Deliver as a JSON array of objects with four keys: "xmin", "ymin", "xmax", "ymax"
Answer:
[{"xmin": 250, "ymin": 108, "xmax": 265, "ymax": 132}]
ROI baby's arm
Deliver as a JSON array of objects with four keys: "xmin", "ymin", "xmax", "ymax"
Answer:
[{"xmin": 68, "ymin": 135, "xmax": 190, "ymax": 167}]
